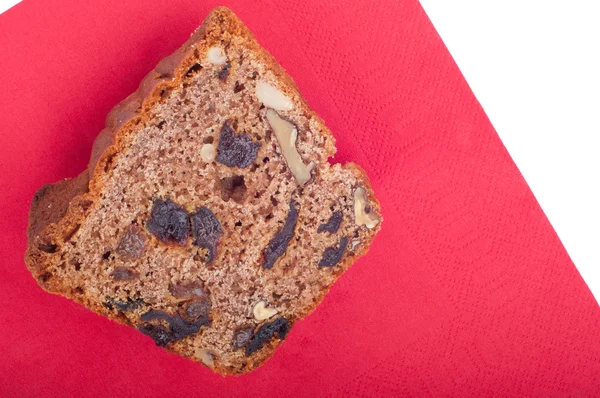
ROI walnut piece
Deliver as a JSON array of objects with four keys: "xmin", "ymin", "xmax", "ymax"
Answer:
[
  {"xmin": 207, "ymin": 46, "xmax": 227, "ymax": 65},
  {"xmin": 256, "ymin": 81, "xmax": 294, "ymax": 111},
  {"xmin": 253, "ymin": 301, "xmax": 278, "ymax": 321},
  {"xmin": 199, "ymin": 348, "xmax": 216, "ymax": 368},
  {"xmin": 354, "ymin": 187, "xmax": 380, "ymax": 229},
  {"xmin": 265, "ymin": 109, "xmax": 314, "ymax": 186}
]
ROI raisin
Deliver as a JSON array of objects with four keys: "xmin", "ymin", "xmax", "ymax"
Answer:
[
  {"xmin": 233, "ymin": 81, "xmax": 245, "ymax": 93},
  {"xmin": 185, "ymin": 63, "xmax": 202, "ymax": 77},
  {"xmin": 139, "ymin": 323, "xmax": 173, "ymax": 347},
  {"xmin": 217, "ymin": 62, "xmax": 231, "ymax": 81},
  {"xmin": 232, "ymin": 326, "xmax": 254, "ymax": 350},
  {"xmin": 217, "ymin": 175, "xmax": 247, "ymax": 203},
  {"xmin": 139, "ymin": 309, "xmax": 209, "ymax": 346},
  {"xmin": 262, "ymin": 201, "xmax": 298, "ymax": 269},
  {"xmin": 245, "ymin": 317, "xmax": 290, "ymax": 356},
  {"xmin": 182, "ymin": 301, "xmax": 210, "ymax": 321},
  {"xmin": 104, "ymin": 297, "xmax": 145, "ymax": 312},
  {"xmin": 317, "ymin": 211, "xmax": 343, "ymax": 234},
  {"xmin": 110, "ymin": 266, "xmax": 137, "ymax": 281},
  {"xmin": 116, "ymin": 225, "xmax": 148, "ymax": 260},
  {"xmin": 191, "ymin": 207, "xmax": 223, "ymax": 264},
  {"xmin": 318, "ymin": 237, "xmax": 349, "ymax": 267},
  {"xmin": 215, "ymin": 121, "xmax": 260, "ymax": 168},
  {"xmin": 146, "ymin": 199, "xmax": 190, "ymax": 245},
  {"xmin": 168, "ymin": 282, "xmax": 208, "ymax": 300},
  {"xmin": 141, "ymin": 309, "xmax": 173, "ymax": 322},
  {"xmin": 169, "ymin": 316, "xmax": 203, "ymax": 340},
  {"xmin": 38, "ymin": 243, "xmax": 58, "ymax": 253}
]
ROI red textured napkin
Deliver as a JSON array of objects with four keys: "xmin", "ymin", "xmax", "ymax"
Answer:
[{"xmin": 1, "ymin": 0, "xmax": 599, "ymax": 396}]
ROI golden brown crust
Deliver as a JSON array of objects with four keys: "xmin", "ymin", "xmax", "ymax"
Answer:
[{"xmin": 25, "ymin": 7, "xmax": 381, "ymax": 375}]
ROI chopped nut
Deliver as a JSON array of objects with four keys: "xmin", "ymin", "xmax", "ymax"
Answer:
[
  {"xmin": 265, "ymin": 109, "xmax": 314, "ymax": 186},
  {"xmin": 199, "ymin": 348, "xmax": 216, "ymax": 368},
  {"xmin": 200, "ymin": 143, "xmax": 216, "ymax": 163},
  {"xmin": 256, "ymin": 81, "xmax": 294, "ymax": 111},
  {"xmin": 253, "ymin": 301, "xmax": 278, "ymax": 321},
  {"xmin": 350, "ymin": 238, "xmax": 361, "ymax": 251},
  {"xmin": 354, "ymin": 187, "xmax": 380, "ymax": 229},
  {"xmin": 207, "ymin": 46, "xmax": 227, "ymax": 65}
]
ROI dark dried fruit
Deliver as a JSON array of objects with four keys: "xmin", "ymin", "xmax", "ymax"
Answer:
[
  {"xmin": 169, "ymin": 282, "xmax": 208, "ymax": 300},
  {"xmin": 110, "ymin": 266, "xmax": 137, "ymax": 281},
  {"xmin": 116, "ymin": 226, "xmax": 148, "ymax": 259},
  {"xmin": 217, "ymin": 62, "xmax": 231, "ymax": 81},
  {"xmin": 146, "ymin": 199, "xmax": 190, "ymax": 245},
  {"xmin": 318, "ymin": 237, "xmax": 349, "ymax": 267},
  {"xmin": 215, "ymin": 122, "xmax": 260, "ymax": 168},
  {"xmin": 233, "ymin": 81, "xmax": 245, "ymax": 93},
  {"xmin": 232, "ymin": 326, "xmax": 254, "ymax": 350},
  {"xmin": 141, "ymin": 309, "xmax": 173, "ymax": 322},
  {"xmin": 104, "ymin": 297, "xmax": 146, "ymax": 312},
  {"xmin": 263, "ymin": 201, "xmax": 299, "ymax": 269},
  {"xmin": 138, "ymin": 309, "xmax": 209, "ymax": 346},
  {"xmin": 139, "ymin": 323, "xmax": 173, "ymax": 347},
  {"xmin": 245, "ymin": 317, "xmax": 290, "ymax": 356},
  {"xmin": 38, "ymin": 243, "xmax": 58, "ymax": 253},
  {"xmin": 169, "ymin": 316, "xmax": 203, "ymax": 340},
  {"xmin": 217, "ymin": 175, "xmax": 247, "ymax": 203},
  {"xmin": 318, "ymin": 211, "xmax": 343, "ymax": 234},
  {"xmin": 186, "ymin": 63, "xmax": 202, "ymax": 77},
  {"xmin": 192, "ymin": 207, "xmax": 223, "ymax": 264},
  {"xmin": 183, "ymin": 301, "xmax": 210, "ymax": 321}
]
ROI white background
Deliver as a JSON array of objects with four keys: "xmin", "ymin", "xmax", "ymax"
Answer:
[
  {"xmin": 420, "ymin": 0, "xmax": 600, "ymax": 302},
  {"xmin": 1, "ymin": 0, "xmax": 598, "ymax": 302}
]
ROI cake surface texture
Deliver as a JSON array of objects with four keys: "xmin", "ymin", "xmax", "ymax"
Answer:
[{"xmin": 25, "ymin": 7, "xmax": 381, "ymax": 375}]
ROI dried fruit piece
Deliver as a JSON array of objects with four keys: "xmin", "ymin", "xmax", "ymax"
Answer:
[
  {"xmin": 104, "ymin": 297, "xmax": 146, "ymax": 312},
  {"xmin": 146, "ymin": 199, "xmax": 190, "ymax": 245},
  {"xmin": 217, "ymin": 175, "xmax": 247, "ymax": 203},
  {"xmin": 354, "ymin": 187, "xmax": 380, "ymax": 229},
  {"xmin": 191, "ymin": 207, "xmax": 223, "ymax": 264},
  {"xmin": 318, "ymin": 237, "xmax": 349, "ymax": 267},
  {"xmin": 139, "ymin": 309, "xmax": 209, "ymax": 346},
  {"xmin": 183, "ymin": 300, "xmax": 210, "ymax": 322},
  {"xmin": 116, "ymin": 226, "xmax": 148, "ymax": 260},
  {"xmin": 138, "ymin": 323, "xmax": 173, "ymax": 347},
  {"xmin": 318, "ymin": 211, "xmax": 343, "ymax": 234},
  {"xmin": 255, "ymin": 81, "xmax": 293, "ymax": 111},
  {"xmin": 169, "ymin": 316, "xmax": 203, "ymax": 340},
  {"xmin": 245, "ymin": 317, "xmax": 290, "ymax": 356},
  {"xmin": 169, "ymin": 282, "xmax": 208, "ymax": 300},
  {"xmin": 232, "ymin": 326, "xmax": 254, "ymax": 350},
  {"xmin": 141, "ymin": 309, "xmax": 173, "ymax": 323},
  {"xmin": 217, "ymin": 62, "xmax": 231, "ymax": 81},
  {"xmin": 110, "ymin": 266, "xmax": 137, "ymax": 281},
  {"xmin": 263, "ymin": 201, "xmax": 298, "ymax": 269},
  {"xmin": 265, "ymin": 109, "xmax": 314, "ymax": 186},
  {"xmin": 215, "ymin": 122, "xmax": 260, "ymax": 168}
]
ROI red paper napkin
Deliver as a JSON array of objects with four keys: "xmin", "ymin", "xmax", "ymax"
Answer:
[{"xmin": 1, "ymin": 0, "xmax": 598, "ymax": 396}]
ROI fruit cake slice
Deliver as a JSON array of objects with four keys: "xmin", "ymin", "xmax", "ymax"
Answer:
[{"xmin": 25, "ymin": 7, "xmax": 382, "ymax": 375}]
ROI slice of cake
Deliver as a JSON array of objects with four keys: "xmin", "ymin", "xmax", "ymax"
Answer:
[{"xmin": 25, "ymin": 7, "xmax": 382, "ymax": 375}]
